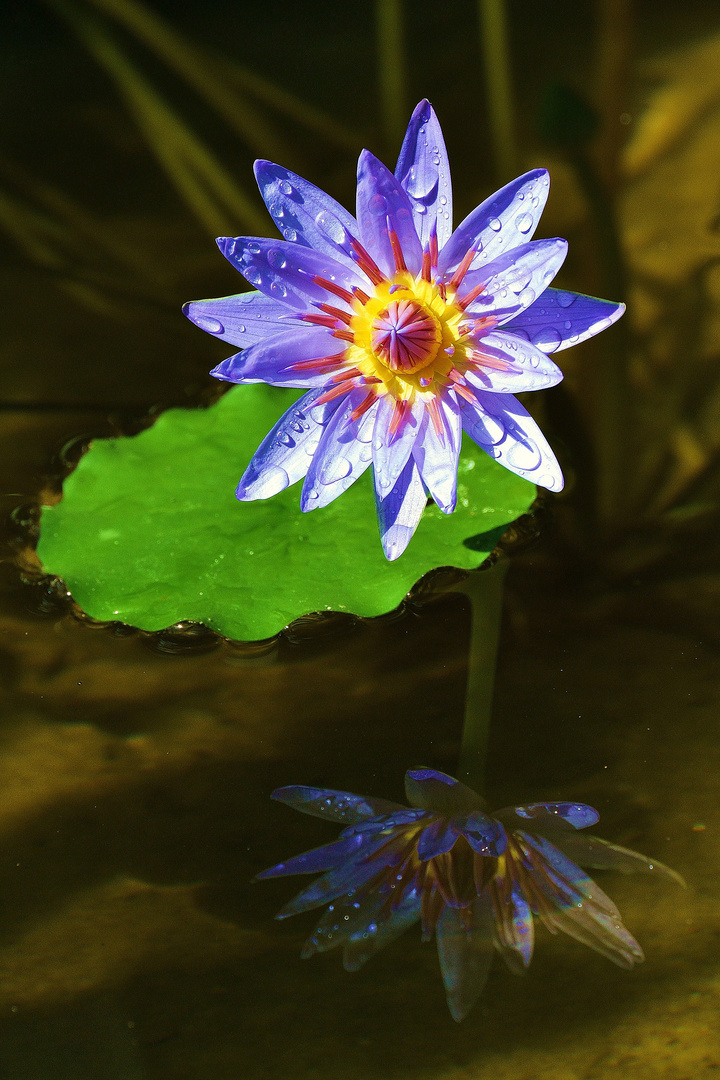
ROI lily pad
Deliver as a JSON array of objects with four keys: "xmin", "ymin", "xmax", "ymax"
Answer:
[{"xmin": 37, "ymin": 385, "xmax": 535, "ymax": 640}]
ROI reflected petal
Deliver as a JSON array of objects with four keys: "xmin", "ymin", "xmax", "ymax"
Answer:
[{"xmin": 436, "ymin": 893, "xmax": 495, "ymax": 1022}]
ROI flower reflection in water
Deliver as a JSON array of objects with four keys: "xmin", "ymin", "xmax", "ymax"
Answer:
[{"xmin": 258, "ymin": 769, "xmax": 683, "ymax": 1021}]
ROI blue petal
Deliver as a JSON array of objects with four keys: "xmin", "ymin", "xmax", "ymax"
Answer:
[
  {"xmin": 356, "ymin": 150, "xmax": 423, "ymax": 277},
  {"xmin": 217, "ymin": 236, "xmax": 364, "ymax": 308},
  {"xmin": 416, "ymin": 818, "xmax": 460, "ymax": 860},
  {"xmin": 254, "ymin": 160, "xmax": 361, "ymax": 272},
  {"xmin": 550, "ymin": 834, "xmax": 685, "ymax": 886},
  {"xmin": 494, "ymin": 884, "xmax": 534, "ymax": 971},
  {"xmin": 405, "ymin": 769, "xmax": 484, "ymax": 815},
  {"xmin": 495, "ymin": 802, "xmax": 600, "ymax": 832},
  {"xmin": 458, "ymin": 390, "xmax": 564, "ymax": 492},
  {"xmin": 374, "ymin": 457, "xmax": 427, "ymax": 561},
  {"xmin": 182, "ymin": 291, "xmax": 289, "ymax": 348},
  {"xmin": 439, "ymin": 169, "xmax": 550, "ymax": 275},
  {"xmin": 299, "ymin": 387, "xmax": 378, "ymax": 510},
  {"xmin": 256, "ymin": 833, "xmax": 366, "ymax": 879},
  {"xmin": 270, "ymin": 785, "xmax": 405, "ymax": 824},
  {"xmin": 461, "ymin": 238, "xmax": 568, "ymax": 325},
  {"xmin": 236, "ymin": 389, "xmax": 343, "ymax": 500},
  {"xmin": 463, "ymin": 331, "xmax": 563, "ymax": 394},
  {"xmin": 412, "ymin": 391, "xmax": 462, "ymax": 513},
  {"xmin": 371, "ymin": 395, "xmax": 424, "ymax": 500},
  {"xmin": 394, "ymin": 99, "xmax": 453, "ymax": 249},
  {"xmin": 460, "ymin": 812, "xmax": 506, "ymax": 856},
  {"xmin": 211, "ymin": 326, "xmax": 340, "ymax": 387},
  {"xmin": 343, "ymin": 886, "xmax": 422, "ymax": 970},
  {"xmin": 505, "ymin": 289, "xmax": 625, "ymax": 353},
  {"xmin": 436, "ymin": 893, "xmax": 495, "ymax": 1022}
]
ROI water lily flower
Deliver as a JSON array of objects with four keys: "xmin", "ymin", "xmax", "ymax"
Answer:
[
  {"xmin": 257, "ymin": 768, "xmax": 682, "ymax": 1022},
  {"xmin": 184, "ymin": 100, "xmax": 625, "ymax": 560}
]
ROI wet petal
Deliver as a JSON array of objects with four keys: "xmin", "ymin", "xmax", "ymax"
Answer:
[
  {"xmin": 436, "ymin": 893, "xmax": 495, "ymax": 1022},
  {"xmin": 458, "ymin": 390, "xmax": 564, "ymax": 492},
  {"xmin": 356, "ymin": 150, "xmax": 423, "ymax": 277},
  {"xmin": 416, "ymin": 819, "xmax": 460, "ymax": 860},
  {"xmin": 460, "ymin": 813, "xmax": 506, "ymax": 856},
  {"xmin": 270, "ymin": 784, "xmax": 405, "ymax": 824},
  {"xmin": 371, "ymin": 395, "xmax": 424, "ymax": 500},
  {"xmin": 464, "ymin": 330, "xmax": 564, "ymax": 394},
  {"xmin": 394, "ymin": 99, "xmax": 453, "ymax": 249},
  {"xmin": 300, "ymin": 387, "xmax": 378, "ymax": 510},
  {"xmin": 494, "ymin": 803, "xmax": 600, "ymax": 833},
  {"xmin": 521, "ymin": 834, "xmax": 622, "ymax": 918},
  {"xmin": 551, "ymin": 834, "xmax": 686, "ymax": 887},
  {"xmin": 254, "ymin": 160, "xmax": 361, "ymax": 272},
  {"xmin": 236, "ymin": 389, "xmax": 343, "ymax": 500},
  {"xmin": 182, "ymin": 291, "xmax": 288, "ymax": 347},
  {"xmin": 374, "ymin": 457, "xmax": 427, "ymax": 561},
  {"xmin": 412, "ymin": 391, "xmax": 462, "ymax": 513},
  {"xmin": 405, "ymin": 769, "xmax": 485, "ymax": 815},
  {"xmin": 211, "ymin": 326, "xmax": 342, "ymax": 387},
  {"xmin": 541, "ymin": 897, "xmax": 645, "ymax": 968},
  {"xmin": 439, "ymin": 169, "xmax": 550, "ymax": 275},
  {"xmin": 217, "ymin": 236, "xmax": 364, "ymax": 309},
  {"xmin": 461, "ymin": 238, "xmax": 568, "ymax": 325},
  {"xmin": 256, "ymin": 833, "xmax": 366, "ymax": 880},
  {"xmin": 276, "ymin": 836, "xmax": 400, "ymax": 918},
  {"xmin": 506, "ymin": 289, "xmax": 626, "ymax": 353},
  {"xmin": 343, "ymin": 886, "xmax": 422, "ymax": 970},
  {"xmin": 494, "ymin": 884, "xmax": 534, "ymax": 970}
]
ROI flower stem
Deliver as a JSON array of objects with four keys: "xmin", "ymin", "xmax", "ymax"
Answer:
[
  {"xmin": 478, "ymin": 0, "xmax": 516, "ymax": 181},
  {"xmin": 455, "ymin": 559, "xmax": 508, "ymax": 794}
]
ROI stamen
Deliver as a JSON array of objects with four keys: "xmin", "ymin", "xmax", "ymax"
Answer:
[
  {"xmin": 466, "ymin": 350, "xmax": 522, "ymax": 373},
  {"xmin": 449, "ymin": 245, "xmax": 477, "ymax": 290},
  {"xmin": 315, "ymin": 302, "xmax": 353, "ymax": 326},
  {"xmin": 352, "ymin": 285, "xmax": 370, "ymax": 305},
  {"xmin": 458, "ymin": 281, "xmax": 486, "ymax": 310},
  {"xmin": 388, "ymin": 398, "xmax": 410, "ymax": 440},
  {"xmin": 429, "ymin": 225, "xmax": 438, "ymax": 270},
  {"xmin": 426, "ymin": 398, "xmax": 446, "ymax": 443},
  {"xmin": 349, "ymin": 390, "xmax": 377, "ymax": 421},
  {"xmin": 302, "ymin": 312, "xmax": 341, "ymax": 330},
  {"xmin": 332, "ymin": 329, "xmax": 356, "ymax": 343},
  {"xmin": 312, "ymin": 276, "xmax": 356, "ymax": 306},
  {"xmin": 350, "ymin": 238, "xmax": 387, "ymax": 286},
  {"xmin": 330, "ymin": 366, "xmax": 362, "ymax": 384},
  {"xmin": 314, "ymin": 380, "xmax": 358, "ymax": 407},
  {"xmin": 388, "ymin": 226, "xmax": 407, "ymax": 273},
  {"xmin": 286, "ymin": 351, "xmax": 347, "ymax": 374},
  {"xmin": 421, "ymin": 246, "xmax": 432, "ymax": 282}
]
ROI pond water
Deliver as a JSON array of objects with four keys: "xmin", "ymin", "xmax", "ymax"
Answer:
[{"xmin": 2, "ymin": 1, "xmax": 720, "ymax": 1077}]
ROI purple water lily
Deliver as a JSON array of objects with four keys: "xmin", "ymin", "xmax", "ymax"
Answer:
[
  {"xmin": 257, "ymin": 768, "xmax": 682, "ymax": 1022},
  {"xmin": 184, "ymin": 100, "xmax": 625, "ymax": 559}
]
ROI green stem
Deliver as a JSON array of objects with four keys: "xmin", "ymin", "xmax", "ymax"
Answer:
[{"xmin": 455, "ymin": 559, "xmax": 508, "ymax": 794}]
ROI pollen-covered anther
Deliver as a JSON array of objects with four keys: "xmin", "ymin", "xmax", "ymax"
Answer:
[{"xmin": 370, "ymin": 298, "xmax": 442, "ymax": 374}]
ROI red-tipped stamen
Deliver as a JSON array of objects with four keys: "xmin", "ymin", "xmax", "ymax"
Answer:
[
  {"xmin": 349, "ymin": 390, "xmax": 377, "ymax": 421},
  {"xmin": 286, "ymin": 351, "xmax": 347, "ymax": 374},
  {"xmin": 437, "ymin": 279, "xmax": 447, "ymax": 302},
  {"xmin": 449, "ymin": 380, "xmax": 477, "ymax": 405},
  {"xmin": 312, "ymin": 276, "xmax": 356, "ymax": 306},
  {"xmin": 458, "ymin": 281, "xmax": 486, "ymax": 310},
  {"xmin": 429, "ymin": 226, "xmax": 438, "ymax": 270},
  {"xmin": 350, "ymin": 238, "xmax": 387, "ymax": 286},
  {"xmin": 449, "ymin": 246, "xmax": 477, "ymax": 290},
  {"xmin": 314, "ymin": 380, "xmax": 358, "ymax": 407},
  {"xmin": 302, "ymin": 312, "xmax": 342, "ymax": 330},
  {"xmin": 330, "ymin": 365, "xmax": 362, "ymax": 384},
  {"xmin": 466, "ymin": 349, "xmax": 522, "ymax": 373},
  {"xmin": 421, "ymin": 247, "xmax": 432, "ymax": 282},
  {"xmin": 388, "ymin": 397, "xmax": 411, "ymax": 439},
  {"xmin": 316, "ymin": 302, "xmax": 353, "ymax": 326},
  {"xmin": 352, "ymin": 285, "xmax": 370, "ymax": 305},
  {"xmin": 460, "ymin": 315, "xmax": 497, "ymax": 338},
  {"xmin": 332, "ymin": 328, "xmax": 356, "ymax": 343},
  {"xmin": 426, "ymin": 397, "xmax": 446, "ymax": 443},
  {"xmin": 388, "ymin": 227, "xmax": 407, "ymax": 273}
]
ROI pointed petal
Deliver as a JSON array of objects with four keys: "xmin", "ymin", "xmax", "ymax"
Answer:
[
  {"xmin": 551, "ymin": 834, "xmax": 686, "ymax": 887},
  {"xmin": 541, "ymin": 898, "xmax": 645, "ymax": 968},
  {"xmin": 494, "ymin": 803, "xmax": 600, "ymax": 833},
  {"xmin": 356, "ymin": 150, "xmax": 423, "ymax": 276},
  {"xmin": 374, "ymin": 457, "xmax": 427, "ymax": 561},
  {"xmin": 506, "ymin": 289, "xmax": 625, "ymax": 353},
  {"xmin": 416, "ymin": 819, "xmax": 460, "ymax": 860},
  {"xmin": 277, "ymin": 839, "xmax": 395, "ymax": 918},
  {"xmin": 270, "ymin": 784, "xmax": 405, "ymax": 824},
  {"xmin": 464, "ymin": 330, "xmax": 564, "ymax": 394},
  {"xmin": 256, "ymin": 833, "xmax": 366, "ymax": 879},
  {"xmin": 459, "ymin": 390, "xmax": 564, "ymax": 492},
  {"xmin": 343, "ymin": 887, "xmax": 422, "ymax": 970},
  {"xmin": 217, "ymin": 236, "xmax": 364, "ymax": 309},
  {"xmin": 461, "ymin": 238, "xmax": 568, "ymax": 325},
  {"xmin": 300, "ymin": 387, "xmax": 377, "ymax": 510},
  {"xmin": 412, "ymin": 392, "xmax": 462, "ymax": 513},
  {"xmin": 436, "ymin": 894, "xmax": 495, "ymax": 1022},
  {"xmin": 439, "ymin": 169, "xmax": 551, "ymax": 274},
  {"xmin": 494, "ymin": 884, "xmax": 534, "ymax": 969},
  {"xmin": 405, "ymin": 769, "xmax": 485, "ymax": 815},
  {"xmin": 211, "ymin": 326, "xmax": 342, "ymax": 387},
  {"xmin": 236, "ymin": 389, "xmax": 342, "ymax": 500},
  {"xmin": 371, "ymin": 395, "xmax": 423, "ymax": 499},
  {"xmin": 254, "ymin": 160, "xmax": 361, "ymax": 272},
  {"xmin": 521, "ymin": 834, "xmax": 622, "ymax": 918},
  {"xmin": 394, "ymin": 99, "xmax": 453, "ymax": 249},
  {"xmin": 183, "ymin": 291, "xmax": 289, "ymax": 347}
]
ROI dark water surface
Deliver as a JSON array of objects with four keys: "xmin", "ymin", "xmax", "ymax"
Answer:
[{"xmin": 2, "ymin": 2, "xmax": 720, "ymax": 1076}]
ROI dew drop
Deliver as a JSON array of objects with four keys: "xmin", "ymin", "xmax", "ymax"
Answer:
[
  {"xmin": 315, "ymin": 210, "xmax": 347, "ymax": 244},
  {"xmin": 515, "ymin": 212, "xmax": 534, "ymax": 234},
  {"xmin": 278, "ymin": 179, "xmax": 293, "ymax": 196},
  {"xmin": 257, "ymin": 465, "xmax": 290, "ymax": 496},
  {"xmin": 439, "ymin": 195, "xmax": 448, "ymax": 206},
  {"xmin": 556, "ymin": 291, "xmax": 576, "ymax": 308},
  {"xmin": 277, "ymin": 431, "xmax": 295, "ymax": 447},
  {"xmin": 270, "ymin": 202, "xmax": 284, "ymax": 219},
  {"xmin": 306, "ymin": 487, "xmax": 320, "ymax": 501},
  {"xmin": 319, "ymin": 456, "xmax": 353, "ymax": 484},
  {"xmin": 506, "ymin": 440, "xmax": 541, "ymax": 470},
  {"xmin": 415, "ymin": 203, "xmax": 427, "ymax": 214},
  {"xmin": 270, "ymin": 281, "xmax": 288, "ymax": 299},
  {"xmin": 247, "ymin": 242, "xmax": 262, "ymax": 254},
  {"xmin": 488, "ymin": 217, "xmax": 502, "ymax": 232},
  {"xmin": 531, "ymin": 327, "xmax": 562, "ymax": 352},
  {"xmin": 359, "ymin": 445, "xmax": 372, "ymax": 462},
  {"xmin": 509, "ymin": 269, "xmax": 532, "ymax": 294},
  {"xmin": 517, "ymin": 286, "xmax": 536, "ymax": 307},
  {"xmin": 564, "ymin": 320, "xmax": 572, "ymax": 329},
  {"xmin": 244, "ymin": 268, "xmax": 264, "ymax": 287},
  {"xmin": 283, "ymin": 227, "xmax": 298, "ymax": 242},
  {"xmin": 237, "ymin": 323, "xmax": 246, "ymax": 333},
  {"xmin": 194, "ymin": 315, "xmax": 224, "ymax": 334},
  {"xmin": 368, "ymin": 193, "xmax": 388, "ymax": 216},
  {"xmin": 267, "ymin": 248, "xmax": 287, "ymax": 269}
]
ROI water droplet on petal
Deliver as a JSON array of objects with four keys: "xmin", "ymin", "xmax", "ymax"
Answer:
[
  {"xmin": 270, "ymin": 281, "xmax": 288, "ymax": 299},
  {"xmin": 257, "ymin": 465, "xmax": 290, "ymax": 497},
  {"xmin": 532, "ymin": 327, "xmax": 562, "ymax": 352},
  {"xmin": 306, "ymin": 487, "xmax": 320, "ymax": 500},
  {"xmin": 515, "ymin": 212, "xmax": 534, "ymax": 234},
  {"xmin": 267, "ymin": 248, "xmax": 287, "ymax": 269},
  {"xmin": 556, "ymin": 291, "xmax": 576, "ymax": 308},
  {"xmin": 505, "ymin": 439, "xmax": 541, "ymax": 470},
  {"xmin": 488, "ymin": 217, "xmax": 502, "ymax": 232},
  {"xmin": 277, "ymin": 431, "xmax": 295, "ymax": 447},
  {"xmin": 194, "ymin": 315, "xmax": 224, "ymax": 334},
  {"xmin": 439, "ymin": 195, "xmax": 448, "ymax": 206},
  {"xmin": 315, "ymin": 210, "xmax": 347, "ymax": 244},
  {"xmin": 319, "ymin": 455, "xmax": 353, "ymax": 484},
  {"xmin": 270, "ymin": 202, "xmax": 284, "ymax": 219},
  {"xmin": 244, "ymin": 268, "xmax": 264, "ymax": 287},
  {"xmin": 359, "ymin": 445, "xmax": 372, "ymax": 462},
  {"xmin": 283, "ymin": 227, "xmax": 298, "ymax": 242},
  {"xmin": 509, "ymin": 269, "xmax": 532, "ymax": 294},
  {"xmin": 247, "ymin": 242, "xmax": 262, "ymax": 254},
  {"xmin": 517, "ymin": 286, "xmax": 536, "ymax": 307},
  {"xmin": 278, "ymin": 179, "xmax": 293, "ymax": 196},
  {"xmin": 368, "ymin": 193, "xmax": 388, "ymax": 216}
]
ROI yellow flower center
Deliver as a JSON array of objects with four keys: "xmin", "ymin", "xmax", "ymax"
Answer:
[{"xmin": 347, "ymin": 273, "xmax": 468, "ymax": 402}]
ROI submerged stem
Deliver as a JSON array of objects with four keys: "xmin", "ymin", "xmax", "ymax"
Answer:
[{"xmin": 455, "ymin": 559, "xmax": 508, "ymax": 794}]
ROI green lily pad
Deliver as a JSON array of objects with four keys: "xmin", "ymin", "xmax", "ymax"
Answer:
[{"xmin": 37, "ymin": 385, "xmax": 535, "ymax": 640}]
